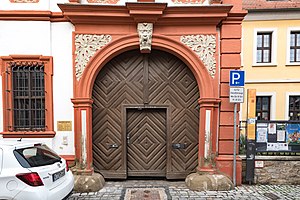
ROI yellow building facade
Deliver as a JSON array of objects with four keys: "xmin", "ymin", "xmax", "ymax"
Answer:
[
  {"xmin": 242, "ymin": 10, "xmax": 300, "ymax": 121},
  {"xmin": 240, "ymin": 2, "xmax": 300, "ymax": 184}
]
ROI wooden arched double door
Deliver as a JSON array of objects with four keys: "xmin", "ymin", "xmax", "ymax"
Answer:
[{"xmin": 92, "ymin": 49, "xmax": 200, "ymax": 179}]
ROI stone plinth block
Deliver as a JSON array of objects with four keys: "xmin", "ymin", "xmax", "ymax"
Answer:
[
  {"xmin": 74, "ymin": 173, "xmax": 105, "ymax": 193},
  {"xmin": 185, "ymin": 173, "xmax": 233, "ymax": 191}
]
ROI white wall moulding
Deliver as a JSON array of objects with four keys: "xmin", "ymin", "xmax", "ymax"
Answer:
[
  {"xmin": 180, "ymin": 34, "xmax": 217, "ymax": 78},
  {"xmin": 75, "ymin": 34, "xmax": 112, "ymax": 80}
]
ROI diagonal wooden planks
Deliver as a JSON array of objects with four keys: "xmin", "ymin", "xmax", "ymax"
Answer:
[
  {"xmin": 92, "ymin": 49, "xmax": 199, "ymax": 179},
  {"xmin": 127, "ymin": 109, "xmax": 166, "ymax": 176}
]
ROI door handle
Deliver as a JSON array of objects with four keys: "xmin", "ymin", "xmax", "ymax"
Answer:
[
  {"xmin": 109, "ymin": 144, "xmax": 119, "ymax": 148},
  {"xmin": 172, "ymin": 143, "xmax": 187, "ymax": 149},
  {"xmin": 127, "ymin": 133, "xmax": 130, "ymax": 144}
]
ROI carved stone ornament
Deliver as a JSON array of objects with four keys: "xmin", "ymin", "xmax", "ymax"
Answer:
[
  {"xmin": 137, "ymin": 23, "xmax": 153, "ymax": 53},
  {"xmin": 10, "ymin": 0, "xmax": 39, "ymax": 2},
  {"xmin": 180, "ymin": 35, "xmax": 217, "ymax": 78},
  {"xmin": 75, "ymin": 34, "xmax": 112, "ymax": 80}
]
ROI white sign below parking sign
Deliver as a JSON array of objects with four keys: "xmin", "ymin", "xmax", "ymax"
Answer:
[{"xmin": 230, "ymin": 87, "xmax": 244, "ymax": 103}]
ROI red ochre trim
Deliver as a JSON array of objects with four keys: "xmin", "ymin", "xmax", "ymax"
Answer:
[
  {"xmin": 60, "ymin": 155, "xmax": 75, "ymax": 162},
  {"xmin": 58, "ymin": 3, "xmax": 233, "ymax": 25},
  {"xmin": 1, "ymin": 131, "xmax": 55, "ymax": 138},
  {"xmin": 0, "ymin": 55, "xmax": 55, "ymax": 138},
  {"xmin": 0, "ymin": 11, "xmax": 68, "ymax": 22},
  {"xmin": 10, "ymin": 0, "xmax": 39, "ymax": 3}
]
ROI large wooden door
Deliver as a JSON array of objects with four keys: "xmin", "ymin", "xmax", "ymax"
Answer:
[
  {"xmin": 127, "ymin": 108, "xmax": 166, "ymax": 177},
  {"xmin": 92, "ymin": 49, "xmax": 199, "ymax": 179}
]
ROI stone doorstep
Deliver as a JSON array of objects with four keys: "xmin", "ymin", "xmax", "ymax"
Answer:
[
  {"xmin": 73, "ymin": 172, "xmax": 105, "ymax": 193},
  {"xmin": 185, "ymin": 173, "xmax": 234, "ymax": 191}
]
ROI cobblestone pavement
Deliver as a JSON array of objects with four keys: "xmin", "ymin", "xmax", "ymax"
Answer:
[{"xmin": 67, "ymin": 180, "xmax": 300, "ymax": 200}]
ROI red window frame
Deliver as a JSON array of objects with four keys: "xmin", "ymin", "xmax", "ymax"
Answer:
[{"xmin": 1, "ymin": 55, "xmax": 54, "ymax": 138}]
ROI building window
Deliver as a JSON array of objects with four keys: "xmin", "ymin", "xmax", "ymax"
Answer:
[
  {"xmin": 290, "ymin": 31, "xmax": 300, "ymax": 63},
  {"xmin": 289, "ymin": 96, "xmax": 300, "ymax": 120},
  {"xmin": 12, "ymin": 63, "xmax": 45, "ymax": 131},
  {"xmin": 1, "ymin": 55, "xmax": 54, "ymax": 137},
  {"xmin": 256, "ymin": 96, "xmax": 271, "ymax": 120},
  {"xmin": 256, "ymin": 32, "xmax": 272, "ymax": 63}
]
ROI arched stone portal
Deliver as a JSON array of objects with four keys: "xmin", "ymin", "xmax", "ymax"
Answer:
[
  {"xmin": 71, "ymin": 35, "xmax": 220, "ymax": 179},
  {"xmin": 60, "ymin": 0, "xmax": 246, "ymax": 191}
]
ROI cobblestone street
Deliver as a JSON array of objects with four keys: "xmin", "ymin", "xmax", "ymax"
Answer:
[{"xmin": 67, "ymin": 180, "xmax": 300, "ymax": 200}]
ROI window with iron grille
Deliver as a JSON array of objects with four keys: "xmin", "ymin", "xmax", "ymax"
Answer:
[
  {"xmin": 289, "ymin": 96, "xmax": 300, "ymax": 120},
  {"xmin": 256, "ymin": 96, "xmax": 271, "ymax": 120},
  {"xmin": 256, "ymin": 32, "xmax": 272, "ymax": 63},
  {"xmin": 290, "ymin": 31, "xmax": 300, "ymax": 63},
  {"xmin": 1, "ymin": 55, "xmax": 54, "ymax": 137},
  {"xmin": 12, "ymin": 63, "xmax": 45, "ymax": 131}
]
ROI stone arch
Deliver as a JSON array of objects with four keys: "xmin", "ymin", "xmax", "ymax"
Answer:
[{"xmin": 75, "ymin": 34, "xmax": 216, "ymax": 99}]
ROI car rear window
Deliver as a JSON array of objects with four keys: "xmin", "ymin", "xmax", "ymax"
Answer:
[{"xmin": 13, "ymin": 144, "xmax": 61, "ymax": 168}]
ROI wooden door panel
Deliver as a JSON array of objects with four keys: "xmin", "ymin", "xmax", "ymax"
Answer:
[
  {"xmin": 92, "ymin": 51, "xmax": 144, "ymax": 178},
  {"xmin": 127, "ymin": 109, "xmax": 167, "ymax": 177},
  {"xmin": 148, "ymin": 51, "xmax": 199, "ymax": 178},
  {"xmin": 92, "ymin": 50, "xmax": 199, "ymax": 179}
]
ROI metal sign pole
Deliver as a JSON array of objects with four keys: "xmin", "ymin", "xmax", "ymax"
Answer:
[
  {"xmin": 233, "ymin": 103, "xmax": 237, "ymax": 187},
  {"xmin": 229, "ymin": 70, "xmax": 245, "ymax": 187}
]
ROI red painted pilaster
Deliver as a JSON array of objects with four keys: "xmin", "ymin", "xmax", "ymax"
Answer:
[
  {"xmin": 71, "ymin": 98, "xmax": 94, "ymax": 175},
  {"xmin": 198, "ymin": 98, "xmax": 221, "ymax": 173}
]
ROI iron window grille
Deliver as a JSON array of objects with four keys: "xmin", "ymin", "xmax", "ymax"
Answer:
[
  {"xmin": 256, "ymin": 96, "xmax": 271, "ymax": 120},
  {"xmin": 10, "ymin": 62, "xmax": 45, "ymax": 131},
  {"xmin": 289, "ymin": 96, "xmax": 300, "ymax": 120},
  {"xmin": 256, "ymin": 32, "xmax": 272, "ymax": 63},
  {"xmin": 290, "ymin": 31, "xmax": 300, "ymax": 63}
]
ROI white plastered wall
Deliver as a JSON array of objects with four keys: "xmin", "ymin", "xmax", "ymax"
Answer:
[
  {"xmin": 0, "ymin": 0, "xmax": 68, "ymax": 12},
  {"xmin": 51, "ymin": 22, "xmax": 75, "ymax": 155},
  {"xmin": 0, "ymin": 21, "xmax": 51, "ymax": 55},
  {"xmin": 0, "ymin": 19, "xmax": 75, "ymax": 155}
]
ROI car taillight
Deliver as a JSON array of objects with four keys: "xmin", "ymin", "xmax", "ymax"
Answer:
[
  {"xmin": 16, "ymin": 172, "xmax": 44, "ymax": 186},
  {"xmin": 66, "ymin": 161, "xmax": 69, "ymax": 172}
]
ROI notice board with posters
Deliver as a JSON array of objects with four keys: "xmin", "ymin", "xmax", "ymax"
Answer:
[{"xmin": 255, "ymin": 121, "xmax": 300, "ymax": 153}]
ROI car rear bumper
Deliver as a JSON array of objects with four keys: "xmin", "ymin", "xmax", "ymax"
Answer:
[{"xmin": 14, "ymin": 171, "xmax": 74, "ymax": 200}]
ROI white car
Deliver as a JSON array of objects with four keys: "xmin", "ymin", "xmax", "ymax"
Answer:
[{"xmin": 0, "ymin": 139, "xmax": 74, "ymax": 200}]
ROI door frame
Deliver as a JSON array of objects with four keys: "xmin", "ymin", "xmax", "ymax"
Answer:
[{"xmin": 122, "ymin": 104, "xmax": 171, "ymax": 178}]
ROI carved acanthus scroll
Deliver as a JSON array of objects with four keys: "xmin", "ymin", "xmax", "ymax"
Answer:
[
  {"xmin": 137, "ymin": 23, "xmax": 153, "ymax": 53},
  {"xmin": 180, "ymin": 35, "xmax": 217, "ymax": 78},
  {"xmin": 75, "ymin": 34, "xmax": 112, "ymax": 80}
]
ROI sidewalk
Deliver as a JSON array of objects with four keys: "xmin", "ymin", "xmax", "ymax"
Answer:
[{"xmin": 67, "ymin": 180, "xmax": 300, "ymax": 200}]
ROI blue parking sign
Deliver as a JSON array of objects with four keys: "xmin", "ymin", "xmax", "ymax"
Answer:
[{"xmin": 229, "ymin": 70, "xmax": 245, "ymax": 87}]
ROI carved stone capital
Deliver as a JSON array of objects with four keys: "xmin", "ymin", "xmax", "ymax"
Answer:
[
  {"xmin": 180, "ymin": 35, "xmax": 217, "ymax": 78},
  {"xmin": 137, "ymin": 23, "xmax": 153, "ymax": 53},
  {"xmin": 75, "ymin": 34, "xmax": 112, "ymax": 80}
]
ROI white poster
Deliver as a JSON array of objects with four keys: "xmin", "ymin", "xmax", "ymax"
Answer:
[
  {"xmin": 267, "ymin": 143, "xmax": 278, "ymax": 151},
  {"xmin": 257, "ymin": 123, "xmax": 268, "ymax": 128},
  {"xmin": 257, "ymin": 128, "xmax": 267, "ymax": 143},
  {"xmin": 267, "ymin": 143, "xmax": 289, "ymax": 151},
  {"xmin": 268, "ymin": 123, "xmax": 276, "ymax": 134},
  {"xmin": 277, "ymin": 130, "xmax": 286, "ymax": 142},
  {"xmin": 278, "ymin": 143, "xmax": 289, "ymax": 151}
]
